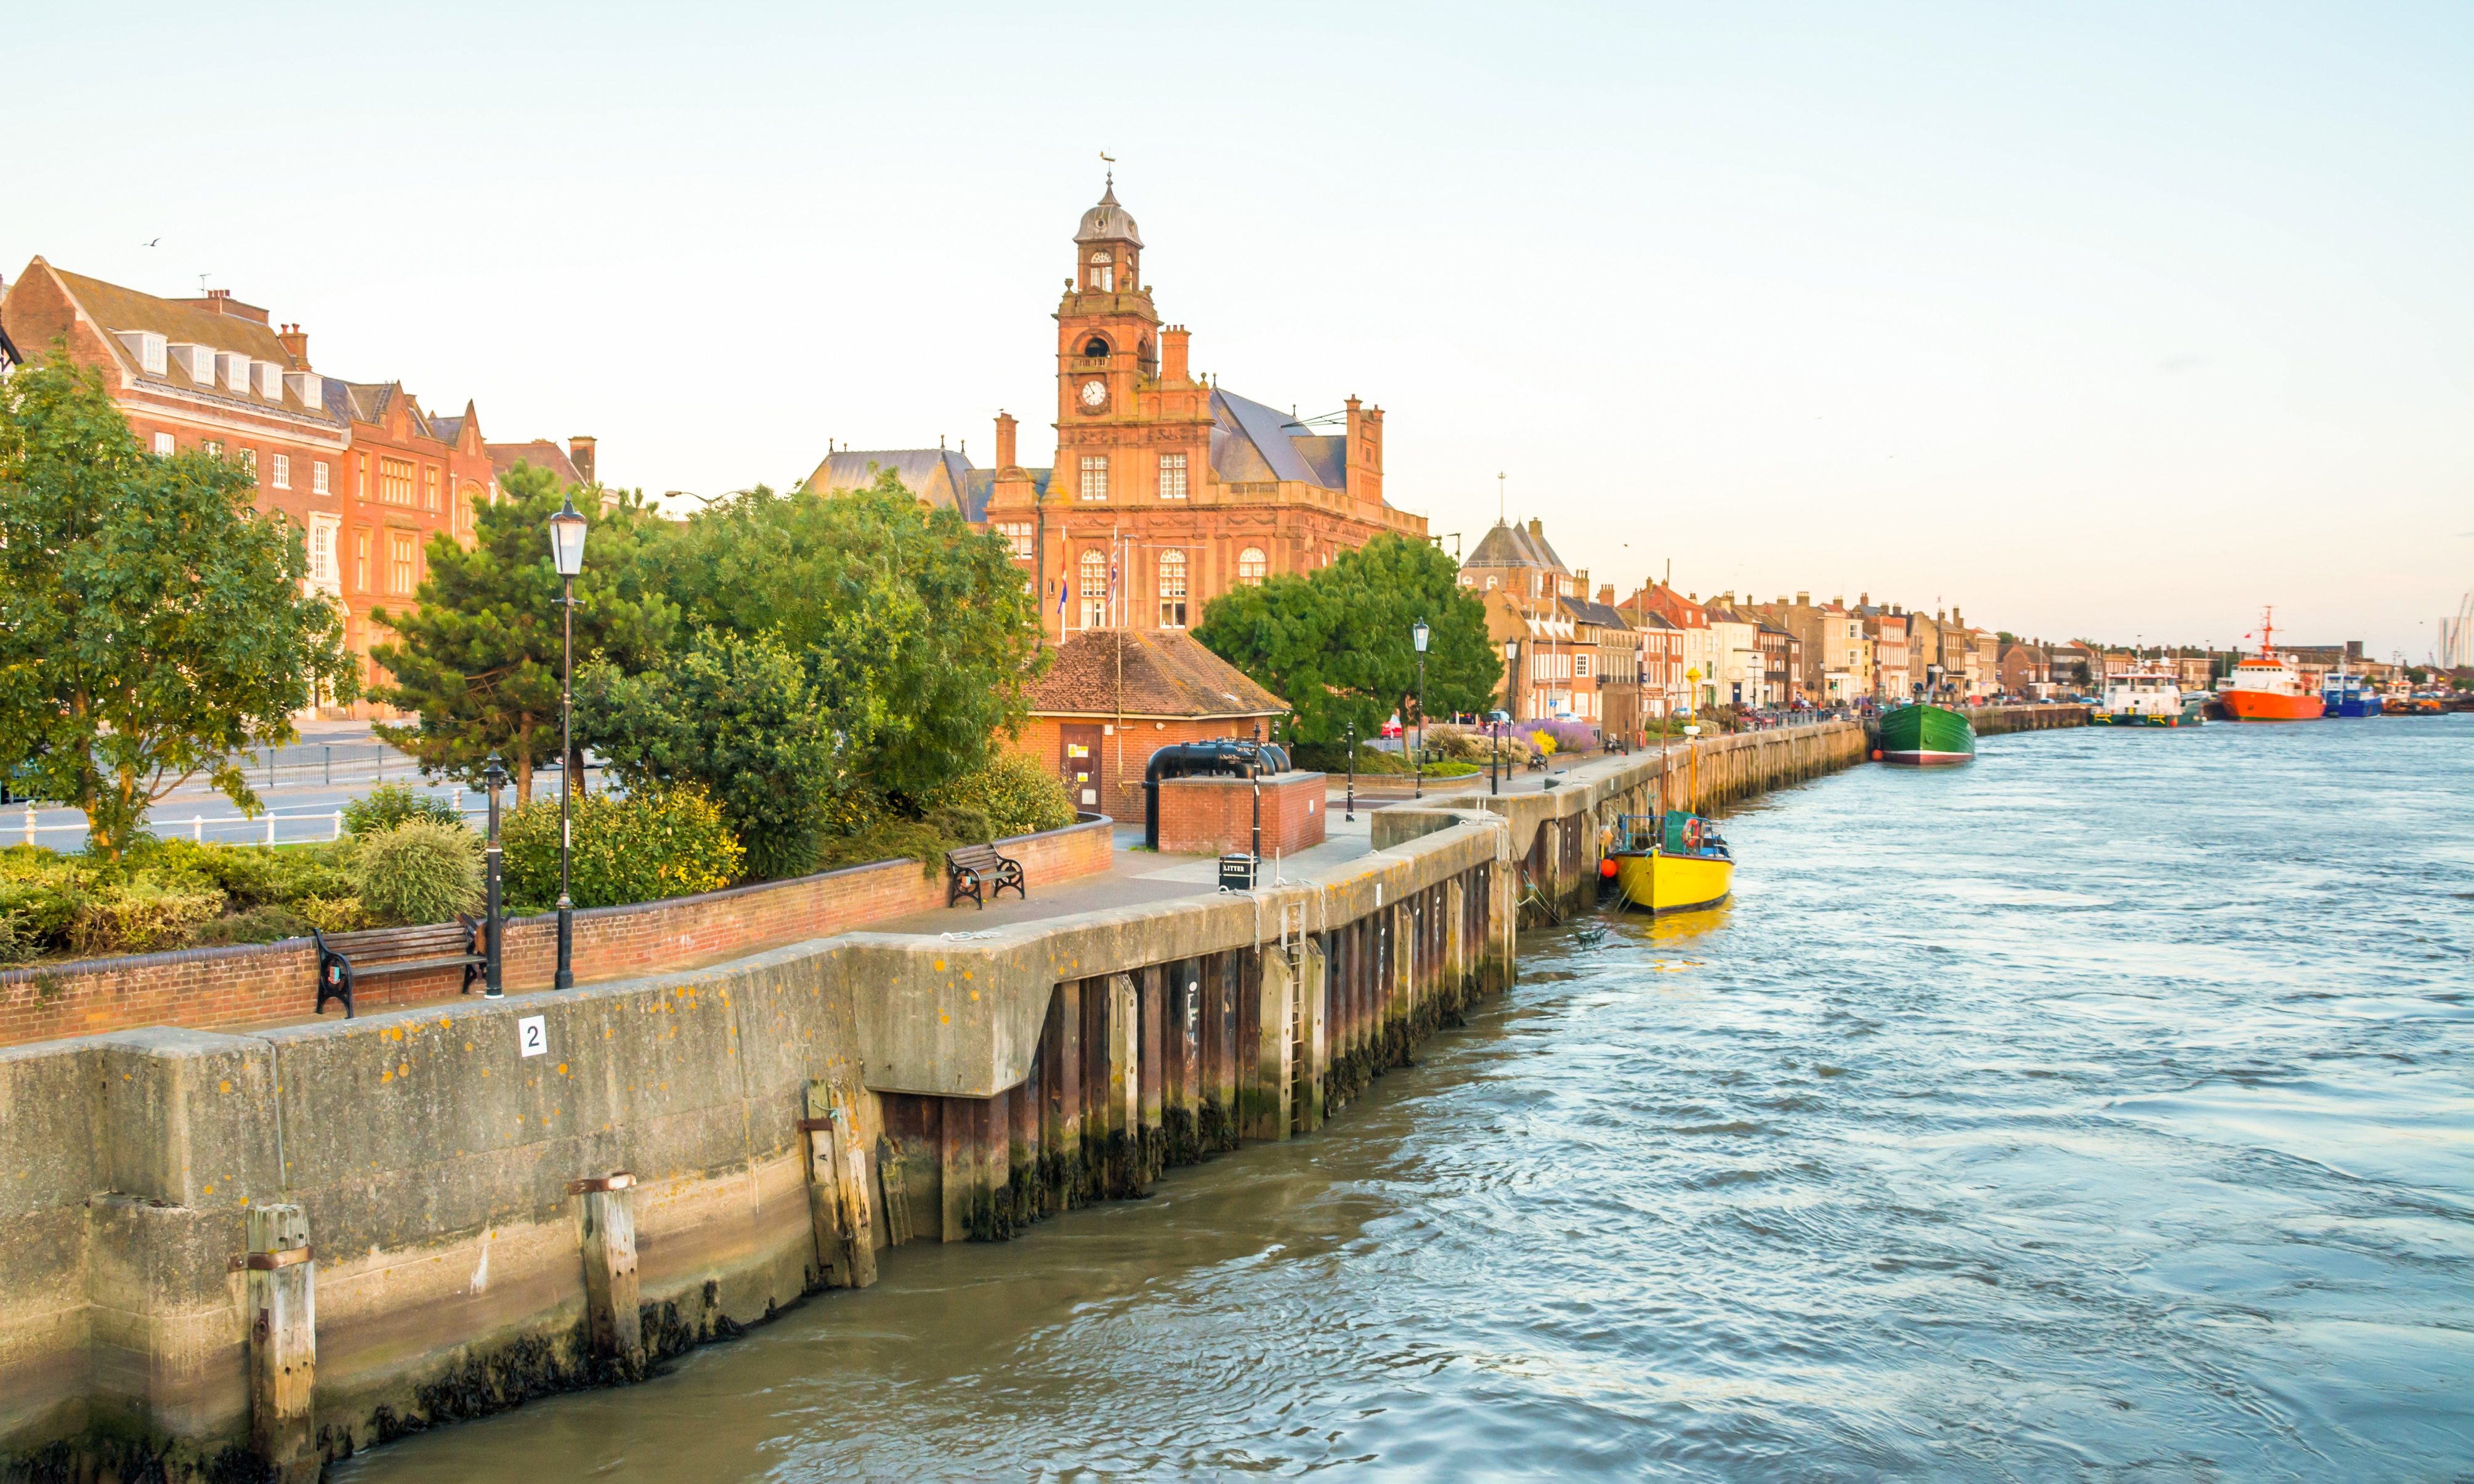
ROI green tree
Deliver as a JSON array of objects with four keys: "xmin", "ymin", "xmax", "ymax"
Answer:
[
  {"xmin": 1192, "ymin": 533, "xmax": 1498, "ymax": 746},
  {"xmin": 648, "ymin": 468, "xmax": 1044, "ymax": 803},
  {"xmin": 576, "ymin": 627, "xmax": 848, "ymax": 882},
  {"xmin": 370, "ymin": 462, "xmax": 676, "ymax": 804},
  {"xmin": 0, "ymin": 349, "xmax": 360, "ymax": 857}
]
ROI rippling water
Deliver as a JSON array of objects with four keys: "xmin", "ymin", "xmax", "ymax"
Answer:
[{"xmin": 338, "ymin": 719, "xmax": 2472, "ymax": 1480}]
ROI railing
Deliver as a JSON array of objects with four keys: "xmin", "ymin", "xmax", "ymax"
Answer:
[{"xmin": 15, "ymin": 798, "xmax": 495, "ymax": 850}]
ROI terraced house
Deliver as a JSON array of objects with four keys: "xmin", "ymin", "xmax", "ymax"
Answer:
[{"xmin": 0, "ymin": 259, "xmax": 507, "ymax": 714}]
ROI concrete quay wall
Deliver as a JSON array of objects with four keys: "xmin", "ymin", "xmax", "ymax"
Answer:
[{"xmin": 0, "ymin": 809, "xmax": 1516, "ymax": 1479}]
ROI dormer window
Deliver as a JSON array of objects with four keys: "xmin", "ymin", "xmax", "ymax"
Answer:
[
  {"xmin": 116, "ymin": 330, "xmax": 168, "ymax": 374},
  {"xmin": 218, "ymin": 353, "xmax": 251, "ymax": 392}
]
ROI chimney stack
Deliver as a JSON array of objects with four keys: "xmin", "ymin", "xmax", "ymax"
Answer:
[
  {"xmin": 1598, "ymin": 583, "xmax": 1614, "ymax": 604},
  {"xmin": 1795, "ymin": 589, "xmax": 1809, "ymax": 607},
  {"xmin": 1161, "ymin": 325, "xmax": 1191, "ymax": 383},
  {"xmin": 568, "ymin": 436, "xmax": 597, "ymax": 485},
  {"xmin": 277, "ymin": 323, "xmax": 310, "ymax": 368},
  {"xmin": 1527, "ymin": 517, "xmax": 1543, "ymax": 541},
  {"xmin": 995, "ymin": 410, "xmax": 1019, "ymax": 470}
]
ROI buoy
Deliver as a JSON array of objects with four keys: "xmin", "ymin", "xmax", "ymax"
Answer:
[
  {"xmin": 1870, "ymin": 749, "xmax": 1882, "ymax": 760},
  {"xmin": 1599, "ymin": 859, "xmax": 1617, "ymax": 879}
]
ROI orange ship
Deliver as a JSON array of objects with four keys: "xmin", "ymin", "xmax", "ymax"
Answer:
[{"xmin": 2220, "ymin": 607, "xmax": 2325, "ymax": 721}]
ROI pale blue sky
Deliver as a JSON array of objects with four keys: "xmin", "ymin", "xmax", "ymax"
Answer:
[{"xmin": 10, "ymin": 2, "xmax": 2468, "ymax": 658}]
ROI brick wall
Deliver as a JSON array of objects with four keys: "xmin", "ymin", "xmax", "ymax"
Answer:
[
  {"xmin": 1155, "ymin": 771, "xmax": 1327, "ymax": 858},
  {"xmin": 0, "ymin": 816, "xmax": 1114, "ymax": 1049}
]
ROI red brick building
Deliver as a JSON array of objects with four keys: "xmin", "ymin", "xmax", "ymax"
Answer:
[
  {"xmin": 1013, "ymin": 629, "xmax": 1287, "ymax": 825},
  {"xmin": 981, "ymin": 179, "xmax": 1428, "ymax": 643},
  {"xmin": 0, "ymin": 258, "xmax": 498, "ymax": 715}
]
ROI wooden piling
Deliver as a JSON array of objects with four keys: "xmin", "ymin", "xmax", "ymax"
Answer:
[
  {"xmin": 1105, "ymin": 973, "xmax": 1141, "ymax": 1193},
  {"xmin": 570, "ymin": 1171, "xmax": 642, "ymax": 1376},
  {"xmin": 245, "ymin": 1204, "xmax": 317, "ymax": 1483},
  {"xmin": 1251, "ymin": 948, "xmax": 1295, "ymax": 1140},
  {"xmin": 939, "ymin": 1097, "xmax": 972, "ymax": 1242}
]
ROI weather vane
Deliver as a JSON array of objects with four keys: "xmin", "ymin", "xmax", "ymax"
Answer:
[{"xmin": 1100, "ymin": 150, "xmax": 1115, "ymax": 188}]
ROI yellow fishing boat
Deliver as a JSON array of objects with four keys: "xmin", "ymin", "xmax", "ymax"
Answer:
[{"xmin": 1603, "ymin": 812, "xmax": 1734, "ymax": 915}]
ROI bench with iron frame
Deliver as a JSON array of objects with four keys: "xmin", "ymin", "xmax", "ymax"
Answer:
[
  {"xmin": 310, "ymin": 914, "xmax": 491, "ymax": 1018},
  {"xmin": 944, "ymin": 842, "xmax": 1025, "ymax": 909}
]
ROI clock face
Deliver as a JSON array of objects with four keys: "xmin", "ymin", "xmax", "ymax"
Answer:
[{"xmin": 1080, "ymin": 378, "xmax": 1108, "ymax": 408}]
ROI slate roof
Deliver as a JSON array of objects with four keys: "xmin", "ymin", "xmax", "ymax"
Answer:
[
  {"xmin": 1028, "ymin": 629, "xmax": 1287, "ymax": 719},
  {"xmin": 1558, "ymin": 597, "xmax": 1629, "ymax": 630},
  {"xmin": 44, "ymin": 264, "xmax": 336, "ymax": 425},
  {"xmin": 802, "ymin": 448, "xmax": 975, "ymax": 512},
  {"xmin": 962, "ymin": 467, "xmax": 1051, "ymax": 523},
  {"xmin": 1208, "ymin": 388, "xmax": 1349, "ymax": 493},
  {"xmin": 1466, "ymin": 519, "xmax": 1569, "ymax": 573},
  {"xmin": 488, "ymin": 438, "xmax": 583, "ymax": 486}
]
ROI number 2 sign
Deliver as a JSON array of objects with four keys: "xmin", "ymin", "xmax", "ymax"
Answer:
[{"xmin": 518, "ymin": 1015, "xmax": 547, "ymax": 1058}]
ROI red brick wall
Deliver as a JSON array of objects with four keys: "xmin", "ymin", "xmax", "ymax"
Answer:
[
  {"xmin": 0, "ymin": 816, "xmax": 1113, "ymax": 1049},
  {"xmin": 1008, "ymin": 716, "xmax": 1275, "ymax": 826},
  {"xmin": 1155, "ymin": 771, "xmax": 1327, "ymax": 858}
]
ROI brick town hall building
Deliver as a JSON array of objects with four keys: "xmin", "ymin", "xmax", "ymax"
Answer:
[{"xmin": 818, "ymin": 180, "xmax": 1428, "ymax": 640}]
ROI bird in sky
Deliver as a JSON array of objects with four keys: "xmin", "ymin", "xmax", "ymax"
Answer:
[{"xmin": 141, "ymin": 238, "xmax": 160, "ymax": 247}]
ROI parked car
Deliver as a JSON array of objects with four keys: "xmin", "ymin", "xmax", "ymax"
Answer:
[{"xmin": 1380, "ymin": 716, "xmax": 1403, "ymax": 739}]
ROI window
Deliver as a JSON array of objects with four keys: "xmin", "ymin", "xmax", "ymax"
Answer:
[
  {"xmin": 1575, "ymin": 654, "xmax": 1590, "ymax": 679},
  {"xmin": 380, "ymin": 458, "xmax": 414, "ymax": 507},
  {"xmin": 1079, "ymin": 454, "xmax": 1108, "ymax": 501},
  {"xmin": 1157, "ymin": 549, "xmax": 1187, "ymax": 629},
  {"xmin": 203, "ymin": 440, "xmax": 223, "ymax": 458},
  {"xmin": 389, "ymin": 531, "xmax": 416, "ymax": 594},
  {"xmin": 1078, "ymin": 550, "xmax": 1109, "ymax": 629},
  {"xmin": 272, "ymin": 453, "xmax": 291, "ymax": 490},
  {"xmin": 313, "ymin": 461, "xmax": 330, "ymax": 495},
  {"xmin": 240, "ymin": 448, "xmax": 259, "ymax": 481},
  {"xmin": 309, "ymin": 521, "xmax": 334, "ymax": 583},
  {"xmin": 153, "ymin": 432, "xmax": 174, "ymax": 456},
  {"xmin": 1000, "ymin": 522, "xmax": 1034, "ymax": 559},
  {"xmin": 354, "ymin": 531, "xmax": 370, "ymax": 591},
  {"xmin": 1158, "ymin": 452, "xmax": 1187, "ymax": 499},
  {"xmin": 1238, "ymin": 547, "xmax": 1267, "ymax": 585},
  {"xmin": 422, "ymin": 466, "xmax": 440, "ymax": 512},
  {"xmin": 1087, "ymin": 255, "xmax": 1113, "ymax": 294}
]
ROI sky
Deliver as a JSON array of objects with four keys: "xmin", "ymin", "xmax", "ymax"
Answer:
[{"xmin": 9, "ymin": 1, "xmax": 2469, "ymax": 660}]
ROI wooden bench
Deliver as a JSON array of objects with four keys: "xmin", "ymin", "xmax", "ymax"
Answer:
[
  {"xmin": 944, "ymin": 844, "xmax": 1024, "ymax": 909},
  {"xmin": 310, "ymin": 914, "xmax": 489, "ymax": 1018}
]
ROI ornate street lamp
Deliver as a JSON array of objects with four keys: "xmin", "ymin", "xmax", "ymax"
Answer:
[
  {"xmin": 1344, "ymin": 719, "xmax": 1356, "ymax": 822},
  {"xmin": 548, "ymin": 495, "xmax": 588, "ymax": 991},
  {"xmin": 482, "ymin": 753, "xmax": 506, "ymax": 998},
  {"xmin": 1412, "ymin": 618, "xmax": 1430, "ymax": 800}
]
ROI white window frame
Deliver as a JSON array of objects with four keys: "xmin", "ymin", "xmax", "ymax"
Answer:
[
  {"xmin": 153, "ymin": 432, "xmax": 175, "ymax": 456},
  {"xmin": 1079, "ymin": 454, "xmax": 1108, "ymax": 501},
  {"xmin": 271, "ymin": 453, "xmax": 291, "ymax": 490},
  {"xmin": 1157, "ymin": 549, "xmax": 1188, "ymax": 628},
  {"xmin": 312, "ymin": 461, "xmax": 331, "ymax": 495},
  {"xmin": 1238, "ymin": 546, "xmax": 1267, "ymax": 585},
  {"xmin": 1158, "ymin": 451, "xmax": 1187, "ymax": 499}
]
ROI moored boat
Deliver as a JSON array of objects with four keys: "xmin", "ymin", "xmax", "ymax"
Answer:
[
  {"xmin": 2321, "ymin": 672, "xmax": 2382, "ymax": 718},
  {"xmin": 2095, "ymin": 663, "xmax": 2189, "ymax": 727},
  {"xmin": 1603, "ymin": 812, "xmax": 1734, "ymax": 915},
  {"xmin": 2221, "ymin": 608, "xmax": 2324, "ymax": 721},
  {"xmin": 1875, "ymin": 701, "xmax": 1976, "ymax": 764}
]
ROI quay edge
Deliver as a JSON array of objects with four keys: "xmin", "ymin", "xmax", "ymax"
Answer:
[{"xmin": 0, "ymin": 710, "xmax": 2082, "ymax": 1480}]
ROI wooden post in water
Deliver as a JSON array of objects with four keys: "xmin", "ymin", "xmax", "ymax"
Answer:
[
  {"xmin": 1009, "ymin": 1055, "xmax": 1038, "ymax": 1225},
  {"xmin": 1045, "ymin": 981, "xmax": 1081, "ymax": 1209},
  {"xmin": 1138, "ymin": 966, "xmax": 1165, "ymax": 1189},
  {"xmin": 800, "ymin": 1081, "xmax": 878, "ymax": 1287},
  {"xmin": 980, "ymin": 1089, "xmax": 1010, "ymax": 1236},
  {"xmin": 245, "ymin": 1204, "xmax": 317, "ymax": 1484},
  {"xmin": 1251, "ymin": 948, "xmax": 1295, "ymax": 1140},
  {"xmin": 1298, "ymin": 936, "xmax": 1327, "ymax": 1131},
  {"xmin": 1105, "ymin": 973, "xmax": 1141, "ymax": 1193},
  {"xmin": 570, "ymin": 1172, "xmax": 642, "ymax": 1376}
]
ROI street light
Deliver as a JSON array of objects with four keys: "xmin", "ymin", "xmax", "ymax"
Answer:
[
  {"xmin": 1344, "ymin": 719, "xmax": 1356, "ymax": 822},
  {"xmin": 482, "ymin": 752, "xmax": 506, "ymax": 998},
  {"xmin": 548, "ymin": 495, "xmax": 588, "ymax": 991},
  {"xmin": 1412, "ymin": 618, "xmax": 1430, "ymax": 800}
]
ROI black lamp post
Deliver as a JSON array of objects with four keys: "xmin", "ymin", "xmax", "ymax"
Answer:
[
  {"xmin": 548, "ymin": 495, "xmax": 589, "ymax": 991},
  {"xmin": 1412, "ymin": 618, "xmax": 1429, "ymax": 800},
  {"xmin": 1344, "ymin": 719, "xmax": 1356, "ymax": 822},
  {"xmin": 482, "ymin": 752, "xmax": 506, "ymax": 998}
]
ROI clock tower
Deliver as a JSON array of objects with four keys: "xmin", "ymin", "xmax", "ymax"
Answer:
[{"xmin": 1056, "ymin": 176, "xmax": 1159, "ymax": 426}]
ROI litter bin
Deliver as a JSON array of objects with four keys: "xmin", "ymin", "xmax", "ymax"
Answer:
[{"xmin": 1218, "ymin": 853, "xmax": 1258, "ymax": 892}]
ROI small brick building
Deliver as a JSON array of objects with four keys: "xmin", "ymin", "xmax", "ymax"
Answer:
[{"xmin": 1013, "ymin": 629, "xmax": 1290, "ymax": 824}]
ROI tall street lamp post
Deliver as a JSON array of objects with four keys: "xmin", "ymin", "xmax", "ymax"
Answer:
[
  {"xmin": 1344, "ymin": 720, "xmax": 1356, "ymax": 822},
  {"xmin": 548, "ymin": 495, "xmax": 589, "ymax": 991},
  {"xmin": 1412, "ymin": 618, "xmax": 1429, "ymax": 800},
  {"xmin": 482, "ymin": 752, "xmax": 506, "ymax": 998}
]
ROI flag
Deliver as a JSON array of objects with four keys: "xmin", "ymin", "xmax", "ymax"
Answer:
[{"xmin": 1057, "ymin": 578, "xmax": 1067, "ymax": 619}]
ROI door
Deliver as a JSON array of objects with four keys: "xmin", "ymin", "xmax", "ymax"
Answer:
[{"xmin": 1061, "ymin": 724, "xmax": 1104, "ymax": 813}]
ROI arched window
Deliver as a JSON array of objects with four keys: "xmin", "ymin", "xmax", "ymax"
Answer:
[
  {"xmin": 1238, "ymin": 547, "xmax": 1267, "ymax": 586},
  {"xmin": 1157, "ymin": 550, "xmax": 1187, "ymax": 629},
  {"xmin": 1079, "ymin": 549, "xmax": 1109, "ymax": 629},
  {"xmin": 1087, "ymin": 252, "xmax": 1114, "ymax": 293},
  {"xmin": 1082, "ymin": 334, "xmax": 1111, "ymax": 358}
]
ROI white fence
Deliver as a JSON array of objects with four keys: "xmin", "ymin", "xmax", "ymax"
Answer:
[{"xmin": 15, "ymin": 797, "xmax": 491, "ymax": 850}]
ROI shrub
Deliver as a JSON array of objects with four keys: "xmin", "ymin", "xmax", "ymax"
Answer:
[
  {"xmin": 194, "ymin": 904, "xmax": 312, "ymax": 947},
  {"xmin": 350, "ymin": 820, "xmax": 482, "ymax": 927},
  {"xmin": 68, "ymin": 881, "xmax": 225, "ymax": 956},
  {"xmin": 0, "ymin": 871, "xmax": 83, "ymax": 951},
  {"xmin": 501, "ymin": 788, "xmax": 742, "ymax": 911},
  {"xmin": 1291, "ymin": 741, "xmax": 1409, "ymax": 775},
  {"xmin": 143, "ymin": 839, "xmax": 357, "ymax": 909},
  {"xmin": 342, "ymin": 781, "xmax": 464, "ymax": 836},
  {"xmin": 929, "ymin": 751, "xmax": 1076, "ymax": 840},
  {"xmin": 297, "ymin": 895, "xmax": 372, "ymax": 934}
]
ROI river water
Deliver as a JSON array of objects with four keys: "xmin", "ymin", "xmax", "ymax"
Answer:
[{"xmin": 337, "ymin": 719, "xmax": 2472, "ymax": 1480}]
